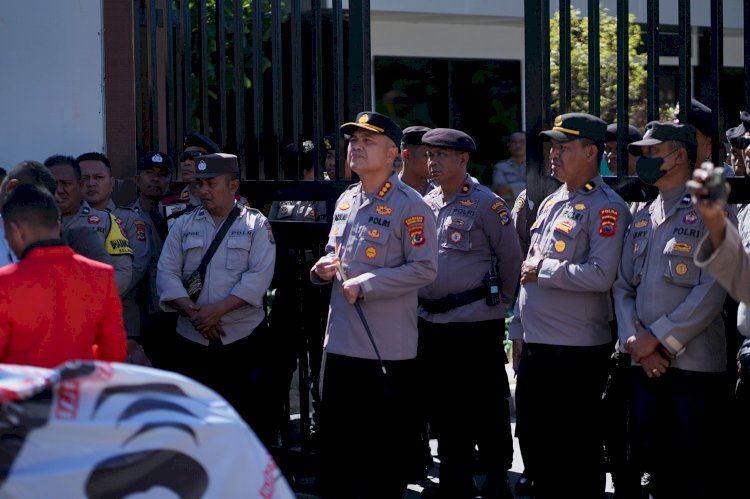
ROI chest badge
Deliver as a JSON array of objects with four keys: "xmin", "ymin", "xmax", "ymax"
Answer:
[
  {"xmin": 683, "ymin": 211, "xmax": 698, "ymax": 225},
  {"xmin": 365, "ymin": 247, "xmax": 378, "ymax": 259},
  {"xmin": 88, "ymin": 215, "xmax": 100, "ymax": 224},
  {"xmin": 367, "ymin": 228, "xmax": 381, "ymax": 238},
  {"xmin": 375, "ymin": 205, "xmax": 393, "ymax": 216},
  {"xmin": 450, "ymin": 231, "xmax": 463, "ymax": 243},
  {"xmin": 338, "ymin": 201, "xmax": 350, "ymax": 211},
  {"xmin": 554, "ymin": 240, "xmax": 566, "ymax": 253},
  {"xmin": 675, "ymin": 262, "xmax": 689, "ymax": 276}
]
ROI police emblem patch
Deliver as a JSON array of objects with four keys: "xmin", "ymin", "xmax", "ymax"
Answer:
[
  {"xmin": 675, "ymin": 262, "xmax": 688, "ymax": 276},
  {"xmin": 683, "ymin": 211, "xmax": 698, "ymax": 225},
  {"xmin": 450, "ymin": 231, "xmax": 463, "ymax": 243},
  {"xmin": 198, "ymin": 160, "xmax": 207, "ymax": 171},
  {"xmin": 338, "ymin": 201, "xmax": 350, "ymax": 211},
  {"xmin": 365, "ymin": 246, "xmax": 377, "ymax": 258},
  {"xmin": 598, "ymin": 208, "xmax": 619, "ymax": 237},
  {"xmin": 88, "ymin": 215, "xmax": 100, "ymax": 224},
  {"xmin": 375, "ymin": 205, "xmax": 393, "ymax": 216},
  {"xmin": 367, "ymin": 228, "xmax": 381, "ymax": 238},
  {"xmin": 554, "ymin": 240, "xmax": 566, "ymax": 252}
]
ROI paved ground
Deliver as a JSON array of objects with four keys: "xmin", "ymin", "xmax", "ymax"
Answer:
[{"xmin": 285, "ymin": 365, "xmax": 615, "ymax": 498}]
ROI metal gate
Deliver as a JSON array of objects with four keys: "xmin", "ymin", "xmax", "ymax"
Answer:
[
  {"xmin": 132, "ymin": 0, "xmax": 374, "ymax": 461},
  {"xmin": 524, "ymin": 0, "xmax": 750, "ymax": 207}
]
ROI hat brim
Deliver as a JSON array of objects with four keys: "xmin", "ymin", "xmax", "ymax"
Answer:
[
  {"xmin": 627, "ymin": 138, "xmax": 663, "ymax": 156},
  {"xmin": 540, "ymin": 130, "xmax": 577, "ymax": 142},
  {"xmin": 340, "ymin": 122, "xmax": 399, "ymax": 147},
  {"xmin": 138, "ymin": 164, "xmax": 173, "ymax": 173},
  {"xmin": 194, "ymin": 170, "xmax": 234, "ymax": 179}
]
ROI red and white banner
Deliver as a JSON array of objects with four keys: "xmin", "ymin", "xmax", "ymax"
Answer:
[{"xmin": 0, "ymin": 361, "xmax": 295, "ymax": 498}]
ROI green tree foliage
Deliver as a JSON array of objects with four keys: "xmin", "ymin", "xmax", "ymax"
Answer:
[{"xmin": 550, "ymin": 7, "xmax": 648, "ymax": 127}]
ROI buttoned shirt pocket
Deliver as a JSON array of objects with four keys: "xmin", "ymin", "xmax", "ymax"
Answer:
[
  {"xmin": 181, "ymin": 235, "xmax": 204, "ymax": 274},
  {"xmin": 353, "ymin": 225, "xmax": 389, "ymax": 266},
  {"xmin": 546, "ymin": 218, "xmax": 582, "ymax": 260},
  {"xmin": 226, "ymin": 234, "xmax": 252, "ymax": 270},
  {"xmin": 662, "ymin": 238, "xmax": 699, "ymax": 287},
  {"xmin": 441, "ymin": 216, "xmax": 474, "ymax": 252}
]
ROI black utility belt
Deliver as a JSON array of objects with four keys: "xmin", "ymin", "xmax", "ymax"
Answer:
[{"xmin": 419, "ymin": 285, "xmax": 487, "ymax": 315}]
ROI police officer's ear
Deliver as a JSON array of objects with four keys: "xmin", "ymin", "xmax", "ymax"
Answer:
[{"xmin": 228, "ymin": 176, "xmax": 240, "ymax": 193}]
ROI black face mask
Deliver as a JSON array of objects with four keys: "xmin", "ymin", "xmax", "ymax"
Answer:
[
  {"xmin": 636, "ymin": 156, "xmax": 666, "ymax": 185},
  {"xmin": 636, "ymin": 147, "xmax": 679, "ymax": 185}
]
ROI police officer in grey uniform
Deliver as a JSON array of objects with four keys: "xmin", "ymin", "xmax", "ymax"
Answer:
[
  {"xmin": 614, "ymin": 121, "xmax": 733, "ymax": 499},
  {"xmin": 399, "ymin": 126, "xmax": 434, "ymax": 196},
  {"xmin": 416, "ymin": 128, "xmax": 522, "ymax": 499},
  {"xmin": 513, "ymin": 113, "xmax": 631, "ymax": 498},
  {"xmin": 311, "ymin": 111, "xmax": 438, "ymax": 499},
  {"xmin": 157, "ymin": 153, "xmax": 277, "ymax": 444},
  {"xmin": 124, "ymin": 151, "xmax": 174, "ymax": 367},
  {"xmin": 78, "ymin": 152, "xmax": 150, "ymax": 340},
  {"xmin": 46, "ymin": 156, "xmax": 134, "ymax": 297}
]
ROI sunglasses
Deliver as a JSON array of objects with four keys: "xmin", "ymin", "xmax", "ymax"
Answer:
[{"xmin": 179, "ymin": 150, "xmax": 203, "ymax": 162}]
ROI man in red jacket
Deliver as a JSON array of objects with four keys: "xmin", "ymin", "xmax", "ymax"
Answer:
[{"xmin": 0, "ymin": 184, "xmax": 126, "ymax": 367}]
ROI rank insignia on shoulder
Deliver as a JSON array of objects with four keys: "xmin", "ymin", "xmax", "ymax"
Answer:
[
  {"xmin": 377, "ymin": 181, "xmax": 392, "ymax": 198},
  {"xmin": 543, "ymin": 199, "xmax": 554, "ymax": 210},
  {"xmin": 583, "ymin": 182, "xmax": 595, "ymax": 192},
  {"xmin": 180, "ymin": 190, "xmax": 190, "ymax": 200},
  {"xmin": 82, "ymin": 206, "xmax": 91, "ymax": 215},
  {"xmin": 461, "ymin": 183, "xmax": 470, "ymax": 194},
  {"xmin": 514, "ymin": 196, "xmax": 526, "ymax": 212}
]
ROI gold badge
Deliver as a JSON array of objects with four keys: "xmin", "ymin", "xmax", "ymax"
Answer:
[
  {"xmin": 358, "ymin": 114, "xmax": 370, "ymax": 124},
  {"xmin": 377, "ymin": 181, "xmax": 392, "ymax": 197},
  {"xmin": 673, "ymin": 242, "xmax": 692, "ymax": 253},
  {"xmin": 575, "ymin": 204, "xmax": 585, "ymax": 210},
  {"xmin": 375, "ymin": 205, "xmax": 393, "ymax": 216},
  {"xmin": 367, "ymin": 228, "xmax": 381, "ymax": 238},
  {"xmin": 365, "ymin": 247, "xmax": 377, "ymax": 259},
  {"xmin": 634, "ymin": 219, "xmax": 648, "ymax": 228},
  {"xmin": 543, "ymin": 199, "xmax": 554, "ymax": 210},
  {"xmin": 675, "ymin": 262, "xmax": 688, "ymax": 276},
  {"xmin": 555, "ymin": 240, "xmax": 566, "ymax": 252},
  {"xmin": 491, "ymin": 200, "xmax": 505, "ymax": 211},
  {"xmin": 554, "ymin": 115, "xmax": 563, "ymax": 126},
  {"xmin": 460, "ymin": 199, "xmax": 476, "ymax": 207},
  {"xmin": 339, "ymin": 201, "xmax": 350, "ymax": 210}
]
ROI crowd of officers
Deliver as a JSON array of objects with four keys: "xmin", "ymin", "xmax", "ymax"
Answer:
[{"xmin": 4, "ymin": 101, "xmax": 750, "ymax": 499}]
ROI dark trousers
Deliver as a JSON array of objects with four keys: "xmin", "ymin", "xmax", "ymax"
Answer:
[
  {"xmin": 318, "ymin": 353, "xmax": 418, "ymax": 499},
  {"xmin": 170, "ymin": 327, "xmax": 278, "ymax": 448},
  {"xmin": 630, "ymin": 366, "xmax": 734, "ymax": 499},
  {"xmin": 418, "ymin": 318, "xmax": 513, "ymax": 498},
  {"xmin": 515, "ymin": 342, "xmax": 611, "ymax": 499}
]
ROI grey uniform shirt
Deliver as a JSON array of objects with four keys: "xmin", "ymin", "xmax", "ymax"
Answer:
[
  {"xmin": 107, "ymin": 200, "xmax": 151, "ymax": 337},
  {"xmin": 311, "ymin": 172, "xmax": 438, "ymax": 361},
  {"xmin": 517, "ymin": 175, "xmax": 631, "ymax": 347},
  {"xmin": 614, "ymin": 186, "xmax": 730, "ymax": 372},
  {"xmin": 125, "ymin": 199, "xmax": 163, "ymax": 314},
  {"xmin": 418, "ymin": 175, "xmax": 523, "ymax": 323},
  {"xmin": 695, "ymin": 204, "xmax": 750, "ymax": 338},
  {"xmin": 61, "ymin": 200, "xmax": 133, "ymax": 297},
  {"xmin": 157, "ymin": 203, "xmax": 276, "ymax": 345}
]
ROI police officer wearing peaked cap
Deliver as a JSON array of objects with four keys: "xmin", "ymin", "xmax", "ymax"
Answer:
[
  {"xmin": 156, "ymin": 152, "xmax": 278, "ymax": 445},
  {"xmin": 400, "ymin": 126, "xmax": 434, "ymax": 196},
  {"xmin": 311, "ymin": 111, "xmax": 438, "ymax": 498},
  {"xmin": 416, "ymin": 127, "xmax": 522, "ymax": 499},
  {"xmin": 512, "ymin": 112, "xmax": 632, "ymax": 498},
  {"xmin": 616, "ymin": 120, "xmax": 735, "ymax": 498}
]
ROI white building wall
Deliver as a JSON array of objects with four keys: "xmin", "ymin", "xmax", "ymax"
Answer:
[{"xmin": 0, "ymin": 1, "xmax": 105, "ymax": 170}]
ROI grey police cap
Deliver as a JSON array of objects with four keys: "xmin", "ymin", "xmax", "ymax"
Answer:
[
  {"xmin": 628, "ymin": 121, "xmax": 697, "ymax": 156},
  {"xmin": 194, "ymin": 153, "xmax": 239, "ymax": 178}
]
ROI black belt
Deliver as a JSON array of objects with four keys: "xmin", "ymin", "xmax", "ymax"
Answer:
[{"xmin": 419, "ymin": 285, "xmax": 487, "ymax": 315}]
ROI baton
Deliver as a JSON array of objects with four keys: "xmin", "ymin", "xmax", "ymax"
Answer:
[{"xmin": 334, "ymin": 247, "xmax": 387, "ymax": 375}]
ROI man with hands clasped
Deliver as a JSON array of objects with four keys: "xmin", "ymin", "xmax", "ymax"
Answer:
[{"xmin": 613, "ymin": 121, "xmax": 733, "ymax": 499}]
